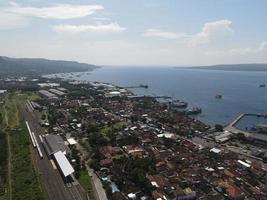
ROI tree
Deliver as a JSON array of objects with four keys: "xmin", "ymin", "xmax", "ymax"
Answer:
[
  {"xmin": 215, "ymin": 124, "xmax": 224, "ymax": 132},
  {"xmin": 41, "ymin": 114, "xmax": 46, "ymax": 120},
  {"xmin": 103, "ymin": 182, "xmax": 112, "ymax": 198}
]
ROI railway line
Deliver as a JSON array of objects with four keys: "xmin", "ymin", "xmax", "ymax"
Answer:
[{"xmin": 22, "ymin": 108, "xmax": 86, "ymax": 200}]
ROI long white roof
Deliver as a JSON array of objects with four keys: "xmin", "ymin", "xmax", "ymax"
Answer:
[
  {"xmin": 53, "ymin": 151, "xmax": 74, "ymax": 177},
  {"xmin": 238, "ymin": 160, "xmax": 251, "ymax": 168}
]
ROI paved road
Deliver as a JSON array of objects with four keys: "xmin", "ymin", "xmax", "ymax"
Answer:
[
  {"xmin": 75, "ymin": 141, "xmax": 107, "ymax": 200},
  {"xmin": 22, "ymin": 108, "xmax": 86, "ymax": 200}
]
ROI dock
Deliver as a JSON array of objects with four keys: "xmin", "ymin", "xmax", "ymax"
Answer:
[
  {"xmin": 154, "ymin": 96, "xmax": 172, "ymax": 99},
  {"xmin": 224, "ymin": 113, "xmax": 264, "ymax": 136},
  {"xmin": 127, "ymin": 95, "xmax": 172, "ymax": 99},
  {"xmin": 228, "ymin": 113, "xmax": 246, "ymax": 127}
]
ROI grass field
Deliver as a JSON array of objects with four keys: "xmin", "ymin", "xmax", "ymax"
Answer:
[
  {"xmin": 78, "ymin": 170, "xmax": 95, "ymax": 200},
  {"xmin": 100, "ymin": 121, "xmax": 128, "ymax": 135},
  {"xmin": 0, "ymin": 91, "xmax": 46, "ymax": 200},
  {"xmin": 0, "ymin": 95, "xmax": 9, "ymax": 200},
  {"xmin": 0, "ymin": 129, "xmax": 8, "ymax": 199}
]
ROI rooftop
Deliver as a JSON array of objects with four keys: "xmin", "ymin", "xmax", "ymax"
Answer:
[
  {"xmin": 44, "ymin": 134, "xmax": 70, "ymax": 155},
  {"xmin": 53, "ymin": 151, "xmax": 74, "ymax": 177}
]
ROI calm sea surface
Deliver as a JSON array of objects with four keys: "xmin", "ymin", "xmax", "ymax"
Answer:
[{"xmin": 47, "ymin": 67, "xmax": 267, "ymax": 126}]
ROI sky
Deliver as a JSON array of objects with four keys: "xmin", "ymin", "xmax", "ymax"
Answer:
[{"xmin": 0, "ymin": 0, "xmax": 267, "ymax": 66}]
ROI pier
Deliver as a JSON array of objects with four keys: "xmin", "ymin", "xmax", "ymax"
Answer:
[
  {"xmin": 127, "ymin": 95, "xmax": 172, "ymax": 99},
  {"xmin": 224, "ymin": 113, "xmax": 264, "ymax": 136},
  {"xmin": 154, "ymin": 96, "xmax": 172, "ymax": 99},
  {"xmin": 228, "ymin": 113, "xmax": 246, "ymax": 127}
]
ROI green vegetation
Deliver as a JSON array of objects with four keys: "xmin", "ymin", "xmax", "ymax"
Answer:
[
  {"xmin": 27, "ymin": 93, "xmax": 41, "ymax": 101},
  {"xmin": 0, "ymin": 96, "xmax": 9, "ymax": 200},
  {"xmin": 215, "ymin": 124, "xmax": 224, "ymax": 132},
  {"xmin": 113, "ymin": 156, "xmax": 155, "ymax": 193},
  {"xmin": 78, "ymin": 170, "xmax": 95, "ymax": 200},
  {"xmin": 69, "ymin": 140, "xmax": 95, "ymax": 200},
  {"xmin": 0, "ymin": 92, "xmax": 47, "ymax": 200},
  {"xmin": 0, "ymin": 130, "xmax": 8, "ymax": 199},
  {"xmin": 9, "ymin": 126, "xmax": 45, "ymax": 200},
  {"xmin": 100, "ymin": 121, "xmax": 128, "ymax": 135}
]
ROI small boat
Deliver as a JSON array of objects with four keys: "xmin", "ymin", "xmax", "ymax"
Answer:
[
  {"xmin": 185, "ymin": 107, "xmax": 202, "ymax": 115},
  {"xmin": 259, "ymin": 84, "xmax": 266, "ymax": 88},
  {"xmin": 215, "ymin": 94, "xmax": 223, "ymax": 99}
]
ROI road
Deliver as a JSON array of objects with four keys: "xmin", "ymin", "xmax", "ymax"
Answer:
[
  {"xmin": 75, "ymin": 141, "xmax": 108, "ymax": 200},
  {"xmin": 22, "ymin": 108, "xmax": 86, "ymax": 200}
]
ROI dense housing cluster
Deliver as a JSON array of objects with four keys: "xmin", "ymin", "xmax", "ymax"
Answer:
[
  {"xmin": 28, "ymin": 79, "xmax": 266, "ymax": 200},
  {"xmin": 2, "ymin": 77, "xmax": 266, "ymax": 200}
]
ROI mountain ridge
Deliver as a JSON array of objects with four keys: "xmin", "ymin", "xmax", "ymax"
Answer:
[
  {"xmin": 178, "ymin": 63, "xmax": 267, "ymax": 71},
  {"xmin": 0, "ymin": 56, "xmax": 99, "ymax": 77}
]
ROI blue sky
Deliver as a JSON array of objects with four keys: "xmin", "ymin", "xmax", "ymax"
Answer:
[{"xmin": 0, "ymin": 0, "xmax": 267, "ymax": 66}]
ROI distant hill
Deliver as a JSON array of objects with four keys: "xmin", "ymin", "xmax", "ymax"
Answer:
[
  {"xmin": 0, "ymin": 56, "xmax": 99, "ymax": 77},
  {"xmin": 184, "ymin": 63, "xmax": 267, "ymax": 71}
]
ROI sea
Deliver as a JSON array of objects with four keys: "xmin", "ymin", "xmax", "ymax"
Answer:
[{"xmin": 46, "ymin": 66, "xmax": 267, "ymax": 126}]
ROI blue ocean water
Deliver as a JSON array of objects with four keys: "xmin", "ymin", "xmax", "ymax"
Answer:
[{"xmin": 50, "ymin": 67, "xmax": 267, "ymax": 126}]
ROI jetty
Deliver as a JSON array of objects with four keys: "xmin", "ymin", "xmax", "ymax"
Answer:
[
  {"xmin": 154, "ymin": 96, "xmax": 172, "ymax": 99},
  {"xmin": 227, "ymin": 113, "xmax": 246, "ymax": 128},
  {"xmin": 224, "ymin": 113, "xmax": 264, "ymax": 136},
  {"xmin": 127, "ymin": 95, "xmax": 172, "ymax": 99}
]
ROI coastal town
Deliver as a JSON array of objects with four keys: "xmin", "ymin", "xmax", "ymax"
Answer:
[{"xmin": 0, "ymin": 77, "xmax": 267, "ymax": 200}]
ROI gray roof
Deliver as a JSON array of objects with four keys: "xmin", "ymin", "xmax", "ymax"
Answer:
[
  {"xmin": 43, "ymin": 134, "xmax": 70, "ymax": 155},
  {"xmin": 39, "ymin": 90, "xmax": 57, "ymax": 98},
  {"xmin": 49, "ymin": 89, "xmax": 65, "ymax": 96}
]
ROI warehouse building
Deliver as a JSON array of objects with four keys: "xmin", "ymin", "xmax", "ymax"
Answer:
[
  {"xmin": 39, "ymin": 90, "xmax": 58, "ymax": 99},
  {"xmin": 42, "ymin": 134, "xmax": 74, "ymax": 182},
  {"xmin": 43, "ymin": 134, "xmax": 70, "ymax": 157},
  {"xmin": 49, "ymin": 88, "xmax": 66, "ymax": 96},
  {"xmin": 53, "ymin": 151, "xmax": 75, "ymax": 182}
]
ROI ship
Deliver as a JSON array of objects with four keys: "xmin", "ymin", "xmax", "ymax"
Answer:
[
  {"xmin": 259, "ymin": 84, "xmax": 266, "ymax": 88},
  {"xmin": 139, "ymin": 84, "xmax": 148, "ymax": 89},
  {"xmin": 171, "ymin": 100, "xmax": 188, "ymax": 108},
  {"xmin": 185, "ymin": 107, "xmax": 202, "ymax": 115},
  {"xmin": 215, "ymin": 94, "xmax": 223, "ymax": 99}
]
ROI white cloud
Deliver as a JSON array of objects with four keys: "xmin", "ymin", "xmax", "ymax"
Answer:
[
  {"xmin": 53, "ymin": 23, "xmax": 126, "ymax": 33},
  {"xmin": 143, "ymin": 29, "xmax": 187, "ymax": 39},
  {"xmin": 259, "ymin": 41, "xmax": 267, "ymax": 51},
  {"xmin": 189, "ymin": 20, "xmax": 233, "ymax": 46},
  {"xmin": 93, "ymin": 17, "xmax": 110, "ymax": 21},
  {"xmin": 4, "ymin": 3, "xmax": 104, "ymax": 19},
  {"xmin": 144, "ymin": 20, "xmax": 234, "ymax": 46},
  {"xmin": 0, "ymin": 12, "xmax": 28, "ymax": 29}
]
